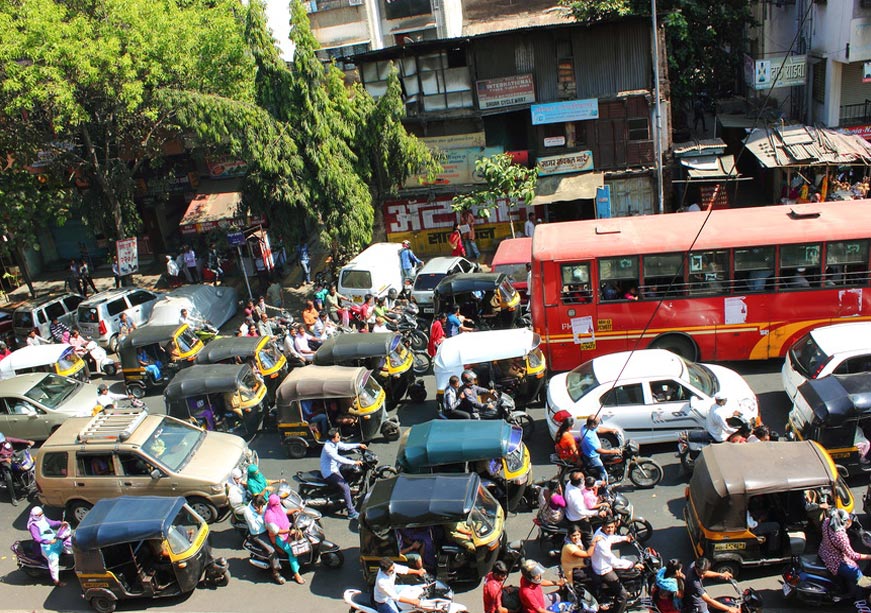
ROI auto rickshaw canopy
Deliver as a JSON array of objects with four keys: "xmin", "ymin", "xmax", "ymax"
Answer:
[
  {"xmin": 797, "ymin": 374, "xmax": 871, "ymax": 426},
  {"xmin": 276, "ymin": 365, "xmax": 369, "ymax": 403},
  {"xmin": 434, "ymin": 272, "xmax": 512, "ymax": 299},
  {"xmin": 0, "ymin": 344, "xmax": 79, "ymax": 380},
  {"xmin": 163, "ymin": 364, "xmax": 255, "ymax": 400},
  {"xmin": 689, "ymin": 441, "xmax": 839, "ymax": 531},
  {"xmin": 433, "ymin": 329, "xmax": 540, "ymax": 390},
  {"xmin": 313, "ymin": 333, "xmax": 401, "ymax": 366},
  {"xmin": 73, "ymin": 496, "xmax": 187, "ymax": 552},
  {"xmin": 398, "ymin": 420, "xmax": 522, "ymax": 472},
  {"xmin": 195, "ymin": 336, "xmax": 269, "ymax": 364},
  {"xmin": 361, "ymin": 473, "xmax": 480, "ymax": 532}
]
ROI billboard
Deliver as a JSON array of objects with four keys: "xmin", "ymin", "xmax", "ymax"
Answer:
[{"xmin": 476, "ymin": 74, "xmax": 535, "ymax": 110}]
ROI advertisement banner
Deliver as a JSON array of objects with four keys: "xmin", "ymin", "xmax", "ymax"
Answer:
[
  {"xmin": 476, "ymin": 74, "xmax": 536, "ymax": 110},
  {"xmin": 537, "ymin": 151, "xmax": 594, "ymax": 176},
  {"xmin": 115, "ymin": 238, "xmax": 139, "ymax": 276},
  {"xmin": 531, "ymin": 99, "xmax": 599, "ymax": 125},
  {"xmin": 206, "ymin": 156, "xmax": 248, "ymax": 179},
  {"xmin": 748, "ymin": 54, "xmax": 806, "ymax": 90},
  {"xmin": 844, "ymin": 124, "xmax": 871, "ymax": 141},
  {"xmin": 405, "ymin": 146, "xmax": 502, "ymax": 188},
  {"xmin": 421, "ymin": 132, "xmax": 486, "ymax": 150}
]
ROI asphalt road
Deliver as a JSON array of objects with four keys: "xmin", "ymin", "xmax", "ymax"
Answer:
[{"xmin": 0, "ymin": 357, "xmax": 864, "ymax": 612}]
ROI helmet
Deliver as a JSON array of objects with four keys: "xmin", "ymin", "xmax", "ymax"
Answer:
[
  {"xmin": 98, "ymin": 383, "xmax": 108, "ymax": 393},
  {"xmin": 461, "ymin": 370, "xmax": 477, "ymax": 384},
  {"xmin": 388, "ymin": 288, "xmax": 398, "ymax": 300},
  {"xmin": 520, "ymin": 559, "xmax": 545, "ymax": 584}
]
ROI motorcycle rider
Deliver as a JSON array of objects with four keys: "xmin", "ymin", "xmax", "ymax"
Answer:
[
  {"xmin": 243, "ymin": 493, "xmax": 286, "ymax": 585},
  {"xmin": 590, "ymin": 516, "xmax": 642, "ymax": 613},
  {"xmin": 374, "ymin": 556, "xmax": 427, "ymax": 613},
  {"xmin": 483, "ymin": 560, "xmax": 510, "ymax": 613},
  {"xmin": 519, "ymin": 559, "xmax": 565, "ymax": 613},
  {"xmin": 95, "ymin": 383, "xmax": 129, "ymax": 408},
  {"xmin": 682, "ymin": 557, "xmax": 738, "ymax": 613},
  {"xmin": 320, "ymin": 428, "xmax": 367, "ymax": 520},
  {"xmin": 49, "ymin": 317, "xmax": 71, "ymax": 343},
  {"xmin": 27, "ymin": 506, "xmax": 71, "ymax": 587},
  {"xmin": 705, "ymin": 393, "xmax": 743, "ymax": 443},
  {"xmin": 458, "ymin": 370, "xmax": 499, "ymax": 419},
  {"xmin": 579, "ymin": 416, "xmax": 622, "ymax": 484},
  {"xmin": 0, "ymin": 433, "xmax": 34, "ymax": 503}
]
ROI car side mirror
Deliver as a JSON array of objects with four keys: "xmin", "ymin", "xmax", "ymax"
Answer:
[{"xmin": 150, "ymin": 469, "xmax": 163, "ymax": 480}]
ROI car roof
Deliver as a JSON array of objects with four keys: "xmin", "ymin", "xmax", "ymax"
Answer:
[
  {"xmin": 807, "ymin": 322, "xmax": 871, "ymax": 354},
  {"xmin": 587, "ymin": 349, "xmax": 686, "ymax": 383},
  {"xmin": 0, "ymin": 372, "xmax": 59, "ymax": 395},
  {"xmin": 15, "ymin": 293, "xmax": 80, "ymax": 310},
  {"xmin": 78, "ymin": 288, "xmax": 150, "ymax": 307},
  {"xmin": 418, "ymin": 257, "xmax": 465, "ymax": 274},
  {"xmin": 42, "ymin": 412, "xmax": 165, "ymax": 448},
  {"xmin": 73, "ymin": 496, "xmax": 186, "ymax": 551}
]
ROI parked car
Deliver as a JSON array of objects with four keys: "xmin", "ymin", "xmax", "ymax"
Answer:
[
  {"xmin": 411, "ymin": 256, "xmax": 477, "ymax": 314},
  {"xmin": 13, "ymin": 293, "xmax": 83, "ymax": 346},
  {"xmin": 545, "ymin": 349, "xmax": 758, "ymax": 445},
  {"xmin": 148, "ymin": 284, "xmax": 238, "ymax": 329},
  {"xmin": 782, "ymin": 321, "xmax": 871, "ymax": 401},
  {"xmin": 35, "ymin": 408, "xmax": 258, "ymax": 524},
  {"xmin": 0, "ymin": 373, "xmax": 102, "ymax": 441},
  {"xmin": 76, "ymin": 288, "xmax": 161, "ymax": 353},
  {"xmin": 0, "ymin": 308, "xmax": 15, "ymax": 347}
]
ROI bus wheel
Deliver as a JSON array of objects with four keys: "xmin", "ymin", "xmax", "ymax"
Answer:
[{"xmin": 650, "ymin": 334, "xmax": 698, "ymax": 362}]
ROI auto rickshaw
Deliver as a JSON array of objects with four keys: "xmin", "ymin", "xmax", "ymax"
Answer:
[
  {"xmin": 0, "ymin": 344, "xmax": 90, "ymax": 382},
  {"xmin": 276, "ymin": 364, "xmax": 400, "ymax": 459},
  {"xmin": 432, "ymin": 272, "xmax": 520, "ymax": 330},
  {"xmin": 360, "ymin": 473, "xmax": 521, "ymax": 585},
  {"xmin": 396, "ymin": 420, "xmax": 532, "ymax": 512},
  {"xmin": 195, "ymin": 336, "xmax": 287, "ymax": 405},
  {"xmin": 684, "ymin": 440, "xmax": 853, "ymax": 578},
  {"xmin": 163, "ymin": 363, "xmax": 266, "ymax": 440},
  {"xmin": 72, "ymin": 495, "xmax": 228, "ymax": 613},
  {"xmin": 313, "ymin": 332, "xmax": 425, "ymax": 408},
  {"xmin": 786, "ymin": 373, "xmax": 871, "ymax": 477},
  {"xmin": 118, "ymin": 324, "xmax": 204, "ymax": 398},
  {"xmin": 433, "ymin": 328, "xmax": 546, "ymax": 406}
]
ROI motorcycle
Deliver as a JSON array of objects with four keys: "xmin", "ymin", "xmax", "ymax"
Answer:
[
  {"xmin": 11, "ymin": 522, "xmax": 74, "ymax": 580},
  {"xmin": 573, "ymin": 539, "xmax": 662, "ymax": 609},
  {"xmin": 84, "ymin": 340, "xmax": 118, "ymax": 376},
  {"xmin": 439, "ymin": 390, "xmax": 535, "ymax": 441},
  {"xmin": 594, "ymin": 433, "xmax": 663, "ymax": 488},
  {"xmin": 345, "ymin": 575, "xmax": 469, "ymax": 613},
  {"xmin": 293, "ymin": 448, "xmax": 397, "ymax": 515},
  {"xmin": 0, "ymin": 442, "xmax": 36, "ymax": 506},
  {"xmin": 715, "ymin": 579, "xmax": 764, "ymax": 613},
  {"xmin": 231, "ymin": 481, "xmax": 321, "ymax": 538},
  {"xmin": 676, "ymin": 413, "xmax": 768, "ymax": 476},
  {"xmin": 385, "ymin": 305, "xmax": 428, "ymax": 352}
]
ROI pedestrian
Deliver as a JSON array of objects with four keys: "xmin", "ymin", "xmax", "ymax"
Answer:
[
  {"xmin": 67, "ymin": 259, "xmax": 82, "ymax": 295},
  {"xmin": 319, "ymin": 428, "xmax": 367, "ymax": 520},
  {"xmin": 296, "ymin": 238, "xmax": 311, "ymax": 286},
  {"xmin": 524, "ymin": 211, "xmax": 536, "ymax": 238},
  {"xmin": 427, "ymin": 312, "xmax": 446, "ymax": 357},
  {"xmin": 165, "ymin": 255, "xmax": 180, "ymax": 288},
  {"xmin": 448, "ymin": 223, "xmax": 465, "ymax": 257},
  {"xmin": 399, "ymin": 239, "xmax": 423, "ymax": 285},
  {"xmin": 79, "ymin": 259, "xmax": 97, "ymax": 295},
  {"xmin": 207, "ymin": 243, "xmax": 223, "ymax": 286},
  {"xmin": 183, "ymin": 245, "xmax": 199, "ymax": 283},
  {"xmin": 176, "ymin": 251, "xmax": 191, "ymax": 284},
  {"xmin": 459, "ymin": 208, "xmax": 480, "ymax": 261},
  {"xmin": 693, "ymin": 96, "xmax": 706, "ymax": 132},
  {"xmin": 112, "ymin": 256, "xmax": 122, "ymax": 289}
]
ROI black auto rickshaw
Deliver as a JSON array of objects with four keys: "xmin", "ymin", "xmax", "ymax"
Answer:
[
  {"xmin": 313, "ymin": 332, "xmax": 424, "ymax": 408},
  {"xmin": 395, "ymin": 420, "xmax": 532, "ymax": 512},
  {"xmin": 276, "ymin": 364, "xmax": 400, "ymax": 459},
  {"xmin": 359, "ymin": 473, "xmax": 519, "ymax": 585},
  {"xmin": 118, "ymin": 324, "xmax": 204, "ymax": 398},
  {"xmin": 684, "ymin": 441, "xmax": 853, "ymax": 578},
  {"xmin": 432, "ymin": 272, "xmax": 520, "ymax": 330},
  {"xmin": 194, "ymin": 336, "xmax": 287, "ymax": 406},
  {"xmin": 163, "ymin": 363, "xmax": 267, "ymax": 440},
  {"xmin": 786, "ymin": 373, "xmax": 871, "ymax": 477},
  {"xmin": 72, "ymin": 495, "xmax": 228, "ymax": 613}
]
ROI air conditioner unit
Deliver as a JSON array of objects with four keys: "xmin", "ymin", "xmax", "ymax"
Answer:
[{"xmin": 349, "ymin": 0, "xmax": 363, "ymax": 6}]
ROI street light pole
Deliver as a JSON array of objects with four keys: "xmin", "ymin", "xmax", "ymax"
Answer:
[{"xmin": 651, "ymin": 0, "xmax": 665, "ymax": 214}]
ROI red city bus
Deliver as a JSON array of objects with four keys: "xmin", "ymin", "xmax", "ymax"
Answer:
[{"xmin": 530, "ymin": 201, "xmax": 871, "ymax": 372}]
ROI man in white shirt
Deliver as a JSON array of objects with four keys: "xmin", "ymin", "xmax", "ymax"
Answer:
[
  {"xmin": 524, "ymin": 211, "xmax": 536, "ymax": 237},
  {"xmin": 705, "ymin": 392, "xmax": 742, "ymax": 442},
  {"xmin": 591, "ymin": 518, "xmax": 641, "ymax": 613},
  {"xmin": 293, "ymin": 325, "xmax": 315, "ymax": 361},
  {"xmin": 564, "ymin": 471, "xmax": 596, "ymax": 522},
  {"xmin": 96, "ymin": 384, "xmax": 129, "ymax": 408},
  {"xmin": 373, "ymin": 557, "xmax": 426, "ymax": 613}
]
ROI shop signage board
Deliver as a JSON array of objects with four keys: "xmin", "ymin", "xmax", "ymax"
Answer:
[
  {"xmin": 115, "ymin": 238, "xmax": 139, "ymax": 276},
  {"xmin": 537, "ymin": 151, "xmax": 594, "ymax": 176},
  {"xmin": 227, "ymin": 231, "xmax": 246, "ymax": 247},
  {"xmin": 531, "ymin": 99, "xmax": 599, "ymax": 125},
  {"xmin": 476, "ymin": 74, "xmax": 535, "ymax": 110},
  {"xmin": 543, "ymin": 136, "xmax": 566, "ymax": 148},
  {"xmin": 421, "ymin": 132, "xmax": 486, "ymax": 150},
  {"xmin": 745, "ymin": 54, "xmax": 806, "ymax": 90}
]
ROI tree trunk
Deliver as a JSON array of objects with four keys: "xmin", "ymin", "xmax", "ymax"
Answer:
[
  {"xmin": 371, "ymin": 189, "xmax": 387, "ymax": 242},
  {"xmin": 15, "ymin": 244, "xmax": 35, "ymax": 298},
  {"xmin": 80, "ymin": 125, "xmax": 125, "ymax": 240}
]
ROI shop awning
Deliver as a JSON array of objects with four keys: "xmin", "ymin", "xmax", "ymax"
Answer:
[
  {"xmin": 531, "ymin": 172, "xmax": 604, "ymax": 206},
  {"xmin": 682, "ymin": 155, "xmax": 739, "ymax": 180},
  {"xmin": 180, "ymin": 191, "xmax": 243, "ymax": 235},
  {"xmin": 743, "ymin": 124, "xmax": 871, "ymax": 168}
]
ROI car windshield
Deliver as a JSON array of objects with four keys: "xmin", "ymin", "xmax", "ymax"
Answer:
[
  {"xmin": 469, "ymin": 485, "xmax": 500, "ymax": 539},
  {"xmin": 789, "ymin": 333, "xmax": 829, "ymax": 379},
  {"xmin": 258, "ymin": 344, "xmax": 282, "ymax": 370},
  {"xmin": 340, "ymin": 269, "xmax": 372, "ymax": 290},
  {"xmin": 566, "ymin": 361, "xmax": 599, "ymax": 403},
  {"xmin": 414, "ymin": 273, "xmax": 445, "ymax": 292},
  {"xmin": 142, "ymin": 419, "xmax": 204, "ymax": 472},
  {"xmin": 682, "ymin": 358, "xmax": 716, "ymax": 396},
  {"xmin": 166, "ymin": 505, "xmax": 203, "ymax": 555},
  {"xmin": 24, "ymin": 373, "xmax": 80, "ymax": 409}
]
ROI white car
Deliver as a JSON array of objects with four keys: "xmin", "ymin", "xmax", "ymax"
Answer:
[
  {"xmin": 411, "ymin": 256, "xmax": 478, "ymax": 314},
  {"xmin": 782, "ymin": 321, "xmax": 871, "ymax": 401},
  {"xmin": 545, "ymin": 349, "xmax": 758, "ymax": 445}
]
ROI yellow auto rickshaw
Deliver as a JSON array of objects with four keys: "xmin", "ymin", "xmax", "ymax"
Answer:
[
  {"xmin": 0, "ymin": 344, "xmax": 90, "ymax": 382},
  {"xmin": 118, "ymin": 324, "xmax": 203, "ymax": 398},
  {"xmin": 195, "ymin": 335, "xmax": 287, "ymax": 405}
]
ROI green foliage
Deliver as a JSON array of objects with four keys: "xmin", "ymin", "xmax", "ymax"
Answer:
[
  {"xmin": 0, "ymin": 0, "xmax": 255, "ymax": 240},
  {"xmin": 451, "ymin": 154, "xmax": 537, "ymax": 215},
  {"xmin": 0, "ymin": 166, "xmax": 71, "ymax": 252},
  {"xmin": 561, "ymin": 0, "xmax": 632, "ymax": 24}
]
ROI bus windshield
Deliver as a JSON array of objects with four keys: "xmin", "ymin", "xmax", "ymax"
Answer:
[{"xmin": 566, "ymin": 362, "xmax": 599, "ymax": 403}]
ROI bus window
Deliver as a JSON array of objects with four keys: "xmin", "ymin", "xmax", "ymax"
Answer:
[
  {"xmin": 560, "ymin": 263, "xmax": 591, "ymax": 304},
  {"xmin": 824, "ymin": 239, "xmax": 869, "ymax": 287},
  {"xmin": 779, "ymin": 243, "xmax": 821, "ymax": 290},
  {"xmin": 599, "ymin": 257, "xmax": 639, "ymax": 301},
  {"xmin": 735, "ymin": 247, "xmax": 774, "ymax": 292},
  {"xmin": 642, "ymin": 253, "xmax": 685, "ymax": 298},
  {"xmin": 688, "ymin": 250, "xmax": 729, "ymax": 295}
]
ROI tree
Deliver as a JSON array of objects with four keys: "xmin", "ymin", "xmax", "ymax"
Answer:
[
  {"xmin": 451, "ymin": 153, "xmax": 537, "ymax": 237},
  {"xmin": 0, "ymin": 0, "xmax": 255, "ymax": 241},
  {"xmin": 559, "ymin": 0, "xmax": 754, "ymax": 102}
]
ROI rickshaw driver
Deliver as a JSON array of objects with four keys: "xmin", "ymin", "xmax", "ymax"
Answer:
[
  {"xmin": 442, "ymin": 375, "xmax": 473, "ymax": 420},
  {"xmin": 138, "ymin": 347, "xmax": 163, "ymax": 383}
]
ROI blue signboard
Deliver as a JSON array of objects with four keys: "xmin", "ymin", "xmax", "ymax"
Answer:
[
  {"xmin": 531, "ymin": 99, "xmax": 599, "ymax": 125},
  {"xmin": 596, "ymin": 185, "xmax": 612, "ymax": 219},
  {"xmin": 227, "ymin": 231, "xmax": 246, "ymax": 247}
]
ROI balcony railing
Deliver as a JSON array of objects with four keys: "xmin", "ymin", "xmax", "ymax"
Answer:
[{"xmin": 839, "ymin": 100, "xmax": 871, "ymax": 126}]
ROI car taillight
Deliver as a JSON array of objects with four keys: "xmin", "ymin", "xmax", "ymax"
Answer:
[{"xmin": 98, "ymin": 320, "xmax": 107, "ymax": 335}]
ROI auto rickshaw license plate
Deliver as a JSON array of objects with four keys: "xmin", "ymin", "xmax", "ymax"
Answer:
[{"xmin": 782, "ymin": 583, "xmax": 791, "ymax": 596}]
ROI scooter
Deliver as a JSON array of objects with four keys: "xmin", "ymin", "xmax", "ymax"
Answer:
[
  {"xmin": 84, "ymin": 340, "xmax": 118, "ymax": 376},
  {"xmin": 344, "ymin": 576, "xmax": 469, "ymax": 613},
  {"xmin": 231, "ymin": 481, "xmax": 321, "ymax": 539},
  {"xmin": 0, "ymin": 443, "xmax": 37, "ymax": 506},
  {"xmin": 10, "ymin": 523, "xmax": 74, "ymax": 580},
  {"xmin": 294, "ymin": 448, "xmax": 397, "ymax": 515}
]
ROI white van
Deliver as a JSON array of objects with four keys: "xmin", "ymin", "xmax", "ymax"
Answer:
[{"xmin": 338, "ymin": 243, "xmax": 404, "ymax": 302}]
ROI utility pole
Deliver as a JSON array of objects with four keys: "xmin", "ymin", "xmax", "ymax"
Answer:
[{"xmin": 651, "ymin": 0, "xmax": 665, "ymax": 214}]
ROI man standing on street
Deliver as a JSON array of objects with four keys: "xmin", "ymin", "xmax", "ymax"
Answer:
[
  {"xmin": 296, "ymin": 239, "xmax": 311, "ymax": 286},
  {"xmin": 320, "ymin": 428, "xmax": 366, "ymax": 520},
  {"xmin": 524, "ymin": 211, "xmax": 536, "ymax": 238},
  {"xmin": 399, "ymin": 240, "xmax": 422, "ymax": 285},
  {"xmin": 183, "ymin": 245, "xmax": 199, "ymax": 283},
  {"xmin": 460, "ymin": 208, "xmax": 480, "ymax": 261}
]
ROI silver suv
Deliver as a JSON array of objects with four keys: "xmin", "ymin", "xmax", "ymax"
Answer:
[
  {"xmin": 77, "ymin": 288, "xmax": 161, "ymax": 353},
  {"xmin": 13, "ymin": 293, "xmax": 83, "ymax": 346}
]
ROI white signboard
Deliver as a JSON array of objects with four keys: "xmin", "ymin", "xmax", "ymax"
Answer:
[
  {"xmin": 724, "ymin": 297, "xmax": 747, "ymax": 325},
  {"xmin": 115, "ymin": 237, "xmax": 139, "ymax": 276},
  {"xmin": 571, "ymin": 315, "xmax": 594, "ymax": 345},
  {"xmin": 537, "ymin": 151, "xmax": 594, "ymax": 176},
  {"xmin": 750, "ymin": 55, "xmax": 806, "ymax": 90}
]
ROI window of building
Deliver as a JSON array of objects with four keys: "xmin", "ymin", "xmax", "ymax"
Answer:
[{"xmin": 627, "ymin": 117, "xmax": 649, "ymax": 141}]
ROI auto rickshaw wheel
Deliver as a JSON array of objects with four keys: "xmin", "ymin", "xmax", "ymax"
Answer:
[
  {"xmin": 411, "ymin": 351, "xmax": 431, "ymax": 377},
  {"xmin": 89, "ymin": 595, "xmax": 116, "ymax": 613},
  {"xmin": 284, "ymin": 439, "xmax": 308, "ymax": 459},
  {"xmin": 102, "ymin": 363, "xmax": 117, "ymax": 377},
  {"xmin": 320, "ymin": 550, "xmax": 345, "ymax": 569},
  {"xmin": 127, "ymin": 382, "xmax": 146, "ymax": 399},
  {"xmin": 381, "ymin": 421, "xmax": 401, "ymax": 442},
  {"xmin": 187, "ymin": 497, "xmax": 218, "ymax": 524},
  {"xmin": 67, "ymin": 500, "xmax": 93, "ymax": 526},
  {"xmin": 712, "ymin": 561, "xmax": 740, "ymax": 580}
]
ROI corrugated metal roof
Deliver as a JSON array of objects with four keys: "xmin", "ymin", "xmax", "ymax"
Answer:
[
  {"xmin": 743, "ymin": 125, "xmax": 871, "ymax": 168},
  {"xmin": 684, "ymin": 155, "xmax": 738, "ymax": 180},
  {"xmin": 673, "ymin": 138, "xmax": 727, "ymax": 156}
]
